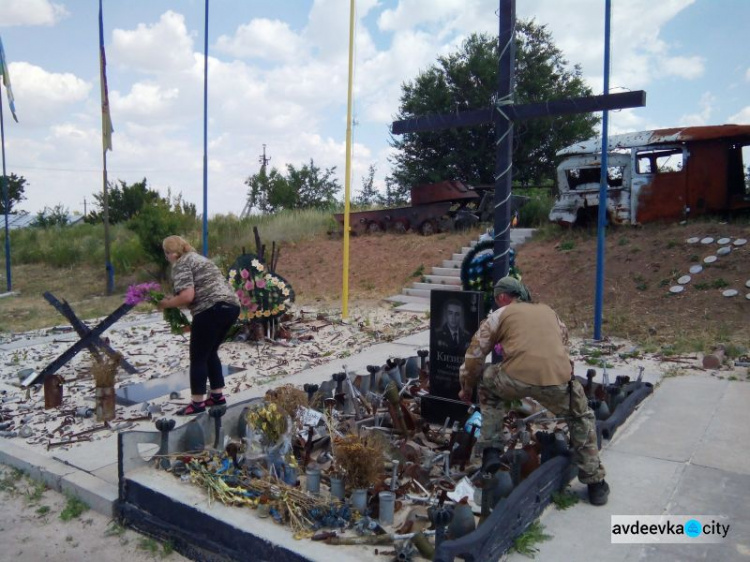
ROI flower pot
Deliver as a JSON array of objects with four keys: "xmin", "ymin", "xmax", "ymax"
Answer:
[
  {"xmin": 95, "ymin": 386, "xmax": 115, "ymax": 422},
  {"xmin": 306, "ymin": 468, "xmax": 321, "ymax": 495},
  {"xmin": 330, "ymin": 476, "xmax": 346, "ymax": 500},
  {"xmin": 351, "ymin": 488, "xmax": 368, "ymax": 514},
  {"xmin": 378, "ymin": 491, "xmax": 395, "ymax": 525}
]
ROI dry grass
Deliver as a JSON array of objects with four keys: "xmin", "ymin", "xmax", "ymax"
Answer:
[
  {"xmin": 265, "ymin": 384, "xmax": 308, "ymax": 419},
  {"xmin": 0, "ymin": 264, "xmax": 142, "ymax": 333},
  {"xmin": 332, "ymin": 432, "xmax": 389, "ymax": 490},
  {"xmin": 90, "ymin": 353, "xmax": 123, "ymax": 388}
]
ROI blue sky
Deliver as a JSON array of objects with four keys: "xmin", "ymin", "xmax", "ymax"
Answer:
[{"xmin": 0, "ymin": 0, "xmax": 748, "ymax": 217}]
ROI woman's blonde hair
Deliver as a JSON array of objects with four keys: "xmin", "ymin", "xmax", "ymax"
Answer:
[{"xmin": 162, "ymin": 235, "xmax": 196, "ymax": 258}]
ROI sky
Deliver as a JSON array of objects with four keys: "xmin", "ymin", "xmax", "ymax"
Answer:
[{"xmin": 0, "ymin": 0, "xmax": 748, "ymax": 218}]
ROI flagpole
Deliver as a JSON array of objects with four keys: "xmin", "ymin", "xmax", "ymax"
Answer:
[
  {"xmin": 201, "ymin": 0, "xmax": 209, "ymax": 256},
  {"xmin": 341, "ymin": 0, "xmax": 355, "ymax": 320},
  {"xmin": 99, "ymin": 0, "xmax": 114, "ymax": 295},
  {"xmin": 1, "ymin": 90, "xmax": 10, "ymax": 292}
]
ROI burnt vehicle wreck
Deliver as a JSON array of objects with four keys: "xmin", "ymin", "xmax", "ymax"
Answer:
[{"xmin": 549, "ymin": 124, "xmax": 750, "ymax": 226}]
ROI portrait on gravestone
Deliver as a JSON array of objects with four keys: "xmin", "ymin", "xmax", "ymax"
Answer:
[
  {"xmin": 436, "ymin": 298, "xmax": 473, "ymax": 352},
  {"xmin": 429, "ymin": 290, "xmax": 485, "ymax": 401}
]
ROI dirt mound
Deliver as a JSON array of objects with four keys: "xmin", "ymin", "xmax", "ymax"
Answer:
[{"xmin": 277, "ymin": 222, "xmax": 750, "ymax": 348}]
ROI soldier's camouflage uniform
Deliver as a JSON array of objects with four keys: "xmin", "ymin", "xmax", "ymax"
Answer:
[{"xmin": 459, "ymin": 302, "xmax": 606, "ymax": 485}]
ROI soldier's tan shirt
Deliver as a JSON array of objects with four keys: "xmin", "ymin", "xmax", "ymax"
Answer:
[
  {"xmin": 459, "ymin": 301, "xmax": 571, "ymax": 390},
  {"xmin": 171, "ymin": 252, "xmax": 240, "ymax": 316}
]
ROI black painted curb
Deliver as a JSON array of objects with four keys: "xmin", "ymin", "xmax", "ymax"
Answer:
[{"xmin": 597, "ymin": 382, "xmax": 654, "ymax": 443}]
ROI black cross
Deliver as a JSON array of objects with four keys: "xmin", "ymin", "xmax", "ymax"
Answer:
[
  {"xmin": 25, "ymin": 292, "xmax": 137, "ymax": 387},
  {"xmin": 391, "ymin": 0, "xmax": 646, "ymax": 283}
]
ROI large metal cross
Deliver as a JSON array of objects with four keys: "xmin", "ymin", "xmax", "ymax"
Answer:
[{"xmin": 391, "ymin": 0, "xmax": 645, "ymax": 283}]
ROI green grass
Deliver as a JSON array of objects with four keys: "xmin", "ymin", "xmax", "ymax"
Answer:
[
  {"xmin": 511, "ymin": 521, "xmax": 553, "ymax": 558},
  {"xmin": 1, "ymin": 208, "xmax": 335, "ymax": 275},
  {"xmin": 0, "ymin": 468, "xmax": 24, "ymax": 492},
  {"xmin": 104, "ymin": 521, "xmax": 127, "ymax": 537},
  {"xmin": 411, "ymin": 264, "xmax": 425, "ymax": 278},
  {"xmin": 59, "ymin": 494, "xmax": 89, "ymax": 521},
  {"xmin": 25, "ymin": 480, "xmax": 46, "ymax": 504},
  {"xmin": 711, "ymin": 278, "xmax": 729, "ymax": 289},
  {"xmin": 558, "ymin": 240, "xmax": 575, "ymax": 252},
  {"xmin": 137, "ymin": 536, "xmax": 175, "ymax": 557},
  {"xmin": 35, "ymin": 505, "xmax": 51, "ymax": 516},
  {"xmin": 551, "ymin": 489, "xmax": 580, "ymax": 510}
]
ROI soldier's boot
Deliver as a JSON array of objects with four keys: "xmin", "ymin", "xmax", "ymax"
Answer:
[
  {"xmin": 481, "ymin": 447, "xmax": 502, "ymax": 474},
  {"xmin": 588, "ymin": 480, "xmax": 610, "ymax": 506}
]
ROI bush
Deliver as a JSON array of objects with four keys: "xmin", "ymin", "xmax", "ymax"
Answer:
[
  {"xmin": 518, "ymin": 191, "xmax": 554, "ymax": 227},
  {"xmin": 128, "ymin": 202, "xmax": 198, "ymax": 279}
]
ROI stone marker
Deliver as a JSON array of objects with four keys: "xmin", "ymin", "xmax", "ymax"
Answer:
[{"xmin": 423, "ymin": 290, "xmax": 485, "ymax": 423}]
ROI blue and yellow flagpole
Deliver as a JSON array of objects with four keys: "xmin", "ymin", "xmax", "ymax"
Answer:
[
  {"xmin": 0, "ymin": 34, "xmax": 19, "ymax": 293},
  {"xmin": 341, "ymin": 0, "xmax": 355, "ymax": 320}
]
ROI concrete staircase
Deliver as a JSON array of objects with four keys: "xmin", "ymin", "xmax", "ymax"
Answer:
[{"xmin": 385, "ymin": 228, "xmax": 535, "ymax": 313}]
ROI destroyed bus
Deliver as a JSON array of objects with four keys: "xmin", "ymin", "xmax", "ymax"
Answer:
[{"xmin": 548, "ymin": 124, "xmax": 750, "ymax": 226}]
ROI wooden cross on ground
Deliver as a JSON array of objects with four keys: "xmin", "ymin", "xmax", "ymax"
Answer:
[
  {"xmin": 25, "ymin": 293, "xmax": 137, "ymax": 391},
  {"xmin": 392, "ymin": 0, "xmax": 646, "ymax": 282}
]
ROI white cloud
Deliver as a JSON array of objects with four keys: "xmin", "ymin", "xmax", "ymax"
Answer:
[
  {"xmin": 111, "ymin": 11, "xmax": 194, "ymax": 74},
  {"xmin": 658, "ymin": 55, "xmax": 704, "ymax": 79},
  {"xmin": 728, "ymin": 106, "xmax": 750, "ymax": 124},
  {"xmin": 745, "ymin": 67, "xmax": 750, "ymax": 81},
  {"xmin": 5, "ymin": 62, "xmax": 90, "ymax": 126},
  {"xmin": 679, "ymin": 92, "xmax": 715, "ymax": 126},
  {"xmin": 111, "ymin": 82, "xmax": 180, "ymax": 118},
  {"xmin": 0, "ymin": 0, "xmax": 68, "ymax": 27},
  {"xmin": 215, "ymin": 19, "xmax": 306, "ymax": 63},
  {"xmin": 304, "ymin": 0, "xmax": 379, "ymax": 61}
]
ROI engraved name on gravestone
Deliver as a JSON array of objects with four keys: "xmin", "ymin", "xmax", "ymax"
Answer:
[{"xmin": 429, "ymin": 290, "xmax": 485, "ymax": 400}]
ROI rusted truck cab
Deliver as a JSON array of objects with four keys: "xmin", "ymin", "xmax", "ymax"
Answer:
[{"xmin": 549, "ymin": 125, "xmax": 750, "ymax": 226}]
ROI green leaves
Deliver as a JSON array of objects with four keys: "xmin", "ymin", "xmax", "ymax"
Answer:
[
  {"xmin": 389, "ymin": 23, "xmax": 599, "ymax": 192},
  {"xmin": 244, "ymin": 159, "xmax": 341, "ymax": 214}
]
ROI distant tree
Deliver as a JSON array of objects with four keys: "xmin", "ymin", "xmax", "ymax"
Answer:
[
  {"xmin": 243, "ymin": 159, "xmax": 341, "ymax": 213},
  {"xmin": 0, "ymin": 173, "xmax": 28, "ymax": 214},
  {"xmin": 382, "ymin": 177, "xmax": 409, "ymax": 207},
  {"xmin": 88, "ymin": 178, "xmax": 163, "ymax": 224},
  {"xmin": 32, "ymin": 204, "xmax": 69, "ymax": 227},
  {"xmin": 353, "ymin": 164, "xmax": 380, "ymax": 207},
  {"xmin": 388, "ymin": 24, "xmax": 599, "ymax": 191}
]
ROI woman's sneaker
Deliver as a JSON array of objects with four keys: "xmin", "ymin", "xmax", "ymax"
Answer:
[
  {"xmin": 176, "ymin": 401, "xmax": 206, "ymax": 416},
  {"xmin": 204, "ymin": 393, "xmax": 226, "ymax": 407}
]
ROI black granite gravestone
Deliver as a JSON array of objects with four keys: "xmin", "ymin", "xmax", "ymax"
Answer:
[{"xmin": 422, "ymin": 290, "xmax": 485, "ymax": 423}]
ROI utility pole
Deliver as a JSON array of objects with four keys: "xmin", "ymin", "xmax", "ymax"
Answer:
[
  {"xmin": 259, "ymin": 144, "xmax": 270, "ymax": 169},
  {"xmin": 241, "ymin": 145, "xmax": 271, "ymax": 219}
]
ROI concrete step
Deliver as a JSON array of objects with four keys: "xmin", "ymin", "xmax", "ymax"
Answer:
[
  {"xmin": 431, "ymin": 267, "xmax": 462, "ymax": 277},
  {"xmin": 389, "ymin": 230, "xmax": 536, "ymax": 313},
  {"xmin": 403, "ymin": 288, "xmax": 433, "ymax": 298},
  {"xmin": 409, "ymin": 282, "xmax": 461, "ymax": 292},
  {"xmin": 422, "ymin": 275, "xmax": 462, "ymax": 285},
  {"xmin": 394, "ymin": 301, "xmax": 429, "ymax": 313},
  {"xmin": 384, "ymin": 294, "xmax": 429, "ymax": 304}
]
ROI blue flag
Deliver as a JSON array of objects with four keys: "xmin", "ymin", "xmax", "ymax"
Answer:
[{"xmin": 0, "ymin": 36, "xmax": 19, "ymax": 123}]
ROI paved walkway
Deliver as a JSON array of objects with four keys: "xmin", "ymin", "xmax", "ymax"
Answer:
[
  {"xmin": 506, "ymin": 372, "xmax": 750, "ymax": 562},
  {"xmin": 1, "ymin": 324, "xmax": 748, "ymax": 560}
]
